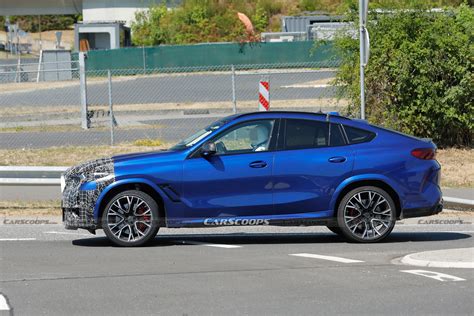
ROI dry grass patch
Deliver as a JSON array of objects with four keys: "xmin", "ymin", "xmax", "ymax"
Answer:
[
  {"xmin": 0, "ymin": 200, "xmax": 61, "ymax": 216},
  {"xmin": 0, "ymin": 105, "xmax": 79, "ymax": 118},
  {"xmin": 437, "ymin": 148, "xmax": 474, "ymax": 188},
  {"xmin": 0, "ymin": 142, "xmax": 169, "ymax": 166},
  {"xmin": 0, "ymin": 124, "xmax": 84, "ymax": 133}
]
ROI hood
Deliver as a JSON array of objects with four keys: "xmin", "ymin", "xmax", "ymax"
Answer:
[
  {"xmin": 65, "ymin": 157, "xmax": 114, "ymax": 177},
  {"xmin": 113, "ymin": 149, "xmax": 177, "ymax": 163},
  {"xmin": 112, "ymin": 149, "xmax": 186, "ymax": 168}
]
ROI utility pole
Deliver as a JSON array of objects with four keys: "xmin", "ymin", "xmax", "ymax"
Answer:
[{"xmin": 359, "ymin": 0, "xmax": 370, "ymax": 120}]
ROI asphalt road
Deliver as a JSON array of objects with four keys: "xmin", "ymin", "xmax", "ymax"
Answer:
[
  {"xmin": 1, "ymin": 212, "xmax": 473, "ymax": 315},
  {"xmin": 0, "ymin": 71, "xmax": 337, "ymax": 108}
]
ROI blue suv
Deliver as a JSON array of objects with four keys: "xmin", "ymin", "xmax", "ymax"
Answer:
[{"xmin": 61, "ymin": 111, "xmax": 443, "ymax": 246}]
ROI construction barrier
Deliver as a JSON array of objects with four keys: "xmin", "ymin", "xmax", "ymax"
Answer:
[{"xmin": 259, "ymin": 79, "xmax": 270, "ymax": 111}]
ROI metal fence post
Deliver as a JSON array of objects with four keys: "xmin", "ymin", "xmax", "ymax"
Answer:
[
  {"xmin": 36, "ymin": 50, "xmax": 43, "ymax": 83},
  {"xmin": 143, "ymin": 46, "xmax": 146, "ymax": 75},
  {"xmin": 16, "ymin": 55, "xmax": 21, "ymax": 83},
  {"xmin": 359, "ymin": 0, "xmax": 369, "ymax": 120},
  {"xmin": 79, "ymin": 52, "xmax": 89, "ymax": 129},
  {"xmin": 107, "ymin": 70, "xmax": 115, "ymax": 146},
  {"xmin": 231, "ymin": 65, "xmax": 237, "ymax": 113}
]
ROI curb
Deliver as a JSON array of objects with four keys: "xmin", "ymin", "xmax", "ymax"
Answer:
[{"xmin": 401, "ymin": 248, "xmax": 474, "ymax": 269}]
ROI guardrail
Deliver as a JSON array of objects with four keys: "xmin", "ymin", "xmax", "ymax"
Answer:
[{"xmin": 0, "ymin": 166, "xmax": 66, "ymax": 184}]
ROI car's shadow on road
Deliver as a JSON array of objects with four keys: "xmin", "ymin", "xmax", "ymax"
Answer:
[{"xmin": 72, "ymin": 231, "xmax": 471, "ymax": 247}]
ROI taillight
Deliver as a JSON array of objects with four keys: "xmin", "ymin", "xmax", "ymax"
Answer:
[{"xmin": 411, "ymin": 148, "xmax": 436, "ymax": 160}]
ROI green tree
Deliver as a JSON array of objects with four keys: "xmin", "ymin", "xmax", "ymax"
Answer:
[
  {"xmin": 253, "ymin": 2, "xmax": 269, "ymax": 33},
  {"xmin": 131, "ymin": 5, "xmax": 169, "ymax": 46},
  {"xmin": 333, "ymin": 4, "xmax": 473, "ymax": 147}
]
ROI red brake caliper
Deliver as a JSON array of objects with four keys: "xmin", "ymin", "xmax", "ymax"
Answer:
[{"xmin": 136, "ymin": 205, "xmax": 150, "ymax": 232}]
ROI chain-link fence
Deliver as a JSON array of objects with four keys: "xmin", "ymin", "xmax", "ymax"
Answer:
[{"xmin": 1, "ymin": 61, "xmax": 347, "ymax": 153}]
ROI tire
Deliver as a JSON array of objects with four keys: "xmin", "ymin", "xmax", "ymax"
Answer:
[
  {"xmin": 336, "ymin": 186, "xmax": 396, "ymax": 243},
  {"xmin": 102, "ymin": 190, "xmax": 160, "ymax": 247},
  {"xmin": 326, "ymin": 225, "xmax": 343, "ymax": 236}
]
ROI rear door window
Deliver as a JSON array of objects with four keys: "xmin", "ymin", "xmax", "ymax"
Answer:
[
  {"xmin": 284, "ymin": 119, "xmax": 346, "ymax": 150},
  {"xmin": 330, "ymin": 124, "xmax": 346, "ymax": 146}
]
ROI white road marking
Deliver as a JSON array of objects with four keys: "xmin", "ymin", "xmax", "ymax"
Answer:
[
  {"xmin": 289, "ymin": 253, "xmax": 364, "ymax": 263},
  {"xmin": 400, "ymin": 270, "xmax": 466, "ymax": 282},
  {"xmin": 44, "ymin": 231, "xmax": 90, "ymax": 236},
  {"xmin": 0, "ymin": 294, "xmax": 11, "ymax": 311},
  {"xmin": 180, "ymin": 241, "xmax": 241, "ymax": 249},
  {"xmin": 0, "ymin": 238, "xmax": 36, "ymax": 241}
]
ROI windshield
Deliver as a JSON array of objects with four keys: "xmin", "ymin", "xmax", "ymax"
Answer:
[{"xmin": 170, "ymin": 117, "xmax": 232, "ymax": 150}]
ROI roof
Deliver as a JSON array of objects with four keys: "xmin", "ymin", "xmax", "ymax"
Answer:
[{"xmin": 233, "ymin": 111, "xmax": 352, "ymax": 121}]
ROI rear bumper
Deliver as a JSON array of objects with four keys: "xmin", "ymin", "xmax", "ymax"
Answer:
[{"xmin": 400, "ymin": 200, "xmax": 443, "ymax": 219}]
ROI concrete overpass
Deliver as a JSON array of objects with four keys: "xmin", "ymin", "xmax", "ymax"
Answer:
[
  {"xmin": 1, "ymin": 0, "xmax": 179, "ymax": 26},
  {"xmin": 1, "ymin": 0, "xmax": 82, "ymax": 15}
]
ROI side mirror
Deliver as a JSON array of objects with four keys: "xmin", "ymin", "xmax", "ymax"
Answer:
[{"xmin": 201, "ymin": 142, "xmax": 216, "ymax": 157}]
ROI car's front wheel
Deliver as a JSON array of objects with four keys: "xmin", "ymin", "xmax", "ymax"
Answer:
[
  {"xmin": 102, "ymin": 190, "xmax": 160, "ymax": 247},
  {"xmin": 337, "ymin": 186, "xmax": 396, "ymax": 243}
]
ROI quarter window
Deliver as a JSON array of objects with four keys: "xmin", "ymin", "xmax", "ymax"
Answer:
[{"xmin": 343, "ymin": 125, "xmax": 376, "ymax": 144}]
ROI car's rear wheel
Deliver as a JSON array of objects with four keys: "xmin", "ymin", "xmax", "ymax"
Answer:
[
  {"xmin": 337, "ymin": 186, "xmax": 396, "ymax": 243},
  {"xmin": 326, "ymin": 225, "xmax": 343, "ymax": 235},
  {"xmin": 102, "ymin": 190, "xmax": 159, "ymax": 247}
]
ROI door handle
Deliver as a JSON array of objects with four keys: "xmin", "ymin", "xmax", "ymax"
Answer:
[
  {"xmin": 249, "ymin": 161, "xmax": 267, "ymax": 168},
  {"xmin": 328, "ymin": 156, "xmax": 347, "ymax": 163}
]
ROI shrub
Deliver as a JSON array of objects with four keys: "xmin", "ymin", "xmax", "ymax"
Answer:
[{"xmin": 334, "ymin": 4, "xmax": 473, "ymax": 147}]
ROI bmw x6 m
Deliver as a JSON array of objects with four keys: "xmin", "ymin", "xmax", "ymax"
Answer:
[{"xmin": 61, "ymin": 111, "xmax": 443, "ymax": 246}]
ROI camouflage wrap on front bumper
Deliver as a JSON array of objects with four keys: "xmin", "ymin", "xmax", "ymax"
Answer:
[{"xmin": 62, "ymin": 157, "xmax": 115, "ymax": 230}]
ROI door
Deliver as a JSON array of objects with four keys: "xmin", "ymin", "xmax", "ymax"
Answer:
[
  {"xmin": 273, "ymin": 118, "xmax": 354, "ymax": 216},
  {"xmin": 182, "ymin": 119, "xmax": 278, "ymax": 220}
]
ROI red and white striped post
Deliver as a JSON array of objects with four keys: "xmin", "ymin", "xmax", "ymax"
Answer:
[{"xmin": 258, "ymin": 79, "xmax": 270, "ymax": 111}]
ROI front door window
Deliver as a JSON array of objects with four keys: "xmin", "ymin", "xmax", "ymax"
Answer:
[{"xmin": 212, "ymin": 120, "xmax": 275, "ymax": 155}]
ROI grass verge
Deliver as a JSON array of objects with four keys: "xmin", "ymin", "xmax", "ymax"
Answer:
[{"xmin": 437, "ymin": 148, "xmax": 474, "ymax": 188}]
